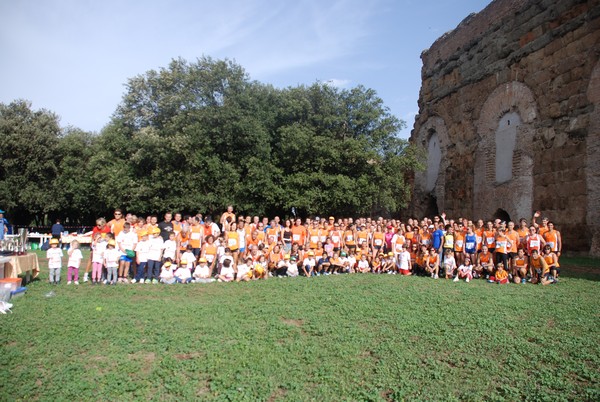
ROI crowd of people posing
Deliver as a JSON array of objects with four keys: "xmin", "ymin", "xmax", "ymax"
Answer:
[{"xmin": 45, "ymin": 207, "xmax": 563, "ymax": 286}]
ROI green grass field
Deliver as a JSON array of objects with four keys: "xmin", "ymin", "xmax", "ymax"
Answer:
[{"xmin": 1, "ymin": 251, "xmax": 599, "ymax": 401}]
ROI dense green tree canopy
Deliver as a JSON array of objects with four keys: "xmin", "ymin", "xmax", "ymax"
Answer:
[{"xmin": 0, "ymin": 57, "xmax": 423, "ymax": 225}]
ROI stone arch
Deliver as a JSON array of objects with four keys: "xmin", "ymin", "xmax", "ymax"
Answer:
[
  {"xmin": 492, "ymin": 208, "xmax": 511, "ymax": 224},
  {"xmin": 586, "ymin": 62, "xmax": 600, "ymax": 256},
  {"xmin": 474, "ymin": 81, "xmax": 537, "ymax": 222},
  {"xmin": 414, "ymin": 116, "xmax": 451, "ymax": 213}
]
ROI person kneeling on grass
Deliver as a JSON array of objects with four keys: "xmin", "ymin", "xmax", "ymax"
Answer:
[
  {"xmin": 193, "ymin": 258, "xmax": 215, "ymax": 283},
  {"xmin": 424, "ymin": 248, "xmax": 439, "ymax": 279},
  {"xmin": 159, "ymin": 260, "xmax": 176, "ymax": 284},
  {"xmin": 454, "ymin": 257, "xmax": 473, "ymax": 282},
  {"xmin": 529, "ymin": 249, "xmax": 555, "ymax": 285},
  {"xmin": 396, "ymin": 243, "xmax": 412, "ymax": 276},
  {"xmin": 218, "ymin": 259, "xmax": 235, "ymax": 282},
  {"xmin": 174, "ymin": 259, "xmax": 192, "ymax": 284},
  {"xmin": 511, "ymin": 248, "xmax": 528, "ymax": 284}
]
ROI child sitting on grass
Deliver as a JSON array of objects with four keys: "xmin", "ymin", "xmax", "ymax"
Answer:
[
  {"xmin": 236, "ymin": 256, "xmax": 253, "ymax": 282},
  {"xmin": 174, "ymin": 259, "xmax": 192, "ymax": 283},
  {"xmin": 287, "ymin": 256, "xmax": 299, "ymax": 277},
  {"xmin": 454, "ymin": 257, "xmax": 473, "ymax": 282},
  {"xmin": 193, "ymin": 258, "xmax": 215, "ymax": 283},
  {"xmin": 159, "ymin": 260, "xmax": 176, "ymax": 284},
  {"xmin": 357, "ymin": 253, "xmax": 370, "ymax": 273},
  {"xmin": 495, "ymin": 263, "xmax": 509, "ymax": 284},
  {"xmin": 217, "ymin": 259, "xmax": 235, "ymax": 282}
]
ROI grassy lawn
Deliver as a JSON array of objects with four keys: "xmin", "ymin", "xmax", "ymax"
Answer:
[{"xmin": 1, "ymin": 251, "xmax": 598, "ymax": 401}]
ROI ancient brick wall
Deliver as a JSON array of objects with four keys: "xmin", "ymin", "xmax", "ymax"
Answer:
[{"xmin": 409, "ymin": 0, "xmax": 600, "ymax": 254}]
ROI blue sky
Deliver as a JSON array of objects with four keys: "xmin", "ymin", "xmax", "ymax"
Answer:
[{"xmin": 0, "ymin": 0, "xmax": 490, "ymax": 138}]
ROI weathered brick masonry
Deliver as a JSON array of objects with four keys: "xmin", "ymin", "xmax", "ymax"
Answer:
[{"xmin": 409, "ymin": 0, "xmax": 600, "ymax": 255}]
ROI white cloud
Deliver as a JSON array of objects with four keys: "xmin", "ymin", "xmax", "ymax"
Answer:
[{"xmin": 324, "ymin": 79, "xmax": 351, "ymax": 88}]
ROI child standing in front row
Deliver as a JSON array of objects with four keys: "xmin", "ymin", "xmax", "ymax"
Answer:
[
  {"xmin": 91, "ymin": 233, "xmax": 107, "ymax": 285},
  {"xmin": 103, "ymin": 240, "xmax": 120, "ymax": 285},
  {"xmin": 67, "ymin": 240, "xmax": 83, "ymax": 285},
  {"xmin": 47, "ymin": 238, "xmax": 64, "ymax": 285}
]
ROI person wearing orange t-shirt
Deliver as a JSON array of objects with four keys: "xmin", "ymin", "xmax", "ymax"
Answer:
[
  {"xmin": 225, "ymin": 222, "xmax": 241, "ymax": 268},
  {"xmin": 477, "ymin": 245, "xmax": 494, "ymax": 278},
  {"xmin": 291, "ymin": 219, "xmax": 307, "ymax": 247},
  {"xmin": 108, "ymin": 209, "xmax": 126, "ymax": 237},
  {"xmin": 188, "ymin": 216, "xmax": 204, "ymax": 258},
  {"xmin": 483, "ymin": 221, "xmax": 496, "ymax": 253},
  {"xmin": 512, "ymin": 248, "xmax": 528, "ymax": 284},
  {"xmin": 506, "ymin": 221, "xmax": 520, "ymax": 267},
  {"xmin": 542, "ymin": 222, "xmax": 562, "ymax": 258},
  {"xmin": 220, "ymin": 205, "xmax": 236, "ymax": 233},
  {"xmin": 494, "ymin": 227, "xmax": 510, "ymax": 270},
  {"xmin": 343, "ymin": 224, "xmax": 357, "ymax": 253},
  {"xmin": 308, "ymin": 221, "xmax": 321, "ymax": 250},
  {"xmin": 201, "ymin": 235, "xmax": 218, "ymax": 274},
  {"xmin": 453, "ymin": 223, "xmax": 465, "ymax": 267}
]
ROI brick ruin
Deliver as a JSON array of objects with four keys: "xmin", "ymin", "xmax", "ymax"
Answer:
[{"xmin": 409, "ymin": 0, "xmax": 600, "ymax": 255}]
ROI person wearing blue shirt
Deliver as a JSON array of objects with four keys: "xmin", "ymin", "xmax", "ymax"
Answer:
[
  {"xmin": 432, "ymin": 223, "xmax": 445, "ymax": 262},
  {"xmin": 51, "ymin": 218, "xmax": 65, "ymax": 239},
  {"xmin": 0, "ymin": 209, "xmax": 7, "ymax": 240}
]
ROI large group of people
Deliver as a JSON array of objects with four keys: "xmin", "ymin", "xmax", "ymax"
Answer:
[{"xmin": 46, "ymin": 206, "xmax": 562, "ymax": 286}]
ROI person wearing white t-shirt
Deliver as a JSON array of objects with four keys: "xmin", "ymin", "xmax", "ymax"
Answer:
[
  {"xmin": 147, "ymin": 228, "xmax": 164, "ymax": 283},
  {"xmin": 357, "ymin": 254, "xmax": 370, "ymax": 273},
  {"xmin": 396, "ymin": 244, "xmax": 412, "ymax": 276},
  {"xmin": 67, "ymin": 240, "xmax": 83, "ymax": 285},
  {"xmin": 46, "ymin": 238, "xmax": 64, "ymax": 284},
  {"xmin": 302, "ymin": 251, "xmax": 317, "ymax": 277},
  {"xmin": 116, "ymin": 222, "xmax": 138, "ymax": 283},
  {"xmin": 132, "ymin": 230, "xmax": 150, "ymax": 283}
]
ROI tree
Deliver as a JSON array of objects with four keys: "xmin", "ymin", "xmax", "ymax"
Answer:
[{"xmin": 0, "ymin": 100, "xmax": 61, "ymax": 224}]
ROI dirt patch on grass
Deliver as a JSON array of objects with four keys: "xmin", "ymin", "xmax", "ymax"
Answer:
[
  {"xmin": 128, "ymin": 351, "xmax": 156, "ymax": 376},
  {"xmin": 281, "ymin": 317, "xmax": 304, "ymax": 327},
  {"xmin": 174, "ymin": 352, "xmax": 203, "ymax": 360},
  {"xmin": 267, "ymin": 387, "xmax": 287, "ymax": 402}
]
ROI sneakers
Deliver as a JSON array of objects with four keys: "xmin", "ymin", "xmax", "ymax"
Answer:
[
  {"xmin": 433, "ymin": 274, "xmax": 439, "ymax": 279},
  {"xmin": 453, "ymin": 277, "xmax": 459, "ymax": 282},
  {"xmin": 83, "ymin": 274, "xmax": 89, "ymax": 283},
  {"xmin": 74, "ymin": 281, "xmax": 79, "ymax": 285},
  {"xmin": 0, "ymin": 301, "xmax": 13, "ymax": 314},
  {"xmin": 466, "ymin": 278, "xmax": 470, "ymax": 283},
  {"xmin": 521, "ymin": 278, "xmax": 527, "ymax": 284},
  {"xmin": 152, "ymin": 279, "xmax": 158, "ymax": 284},
  {"xmin": 67, "ymin": 281, "xmax": 72, "ymax": 285},
  {"xmin": 131, "ymin": 279, "xmax": 137, "ymax": 284},
  {"xmin": 103, "ymin": 279, "xmax": 108, "ymax": 285}
]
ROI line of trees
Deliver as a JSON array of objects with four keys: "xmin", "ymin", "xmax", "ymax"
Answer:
[{"xmin": 0, "ymin": 57, "xmax": 423, "ymax": 226}]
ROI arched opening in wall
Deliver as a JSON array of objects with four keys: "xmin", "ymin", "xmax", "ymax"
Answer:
[
  {"xmin": 426, "ymin": 131, "xmax": 441, "ymax": 192},
  {"xmin": 423, "ymin": 194, "xmax": 440, "ymax": 218},
  {"xmin": 493, "ymin": 208, "xmax": 511, "ymax": 224},
  {"xmin": 495, "ymin": 112, "xmax": 521, "ymax": 184}
]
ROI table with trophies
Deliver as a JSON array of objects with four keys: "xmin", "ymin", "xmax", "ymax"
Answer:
[{"xmin": 0, "ymin": 229, "xmax": 40, "ymax": 283}]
